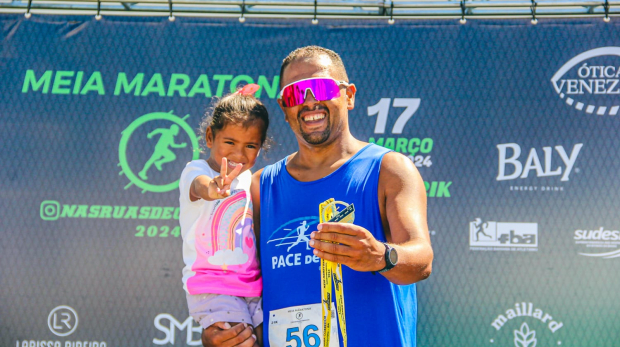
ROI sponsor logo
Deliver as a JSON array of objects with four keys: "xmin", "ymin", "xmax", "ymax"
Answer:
[
  {"xmin": 488, "ymin": 302, "xmax": 564, "ymax": 346},
  {"xmin": 496, "ymin": 143, "xmax": 582, "ymax": 192},
  {"xmin": 469, "ymin": 218, "xmax": 538, "ymax": 252},
  {"xmin": 118, "ymin": 111, "xmax": 200, "ymax": 193},
  {"xmin": 40, "ymin": 201, "xmax": 179, "ymax": 221},
  {"xmin": 153, "ymin": 313, "xmax": 201, "ymax": 346},
  {"xmin": 551, "ymin": 47, "xmax": 620, "ymax": 116},
  {"xmin": 48, "ymin": 306, "xmax": 79, "ymax": 337},
  {"xmin": 15, "ymin": 306, "xmax": 106, "ymax": 347},
  {"xmin": 574, "ymin": 226, "xmax": 620, "ymax": 259}
]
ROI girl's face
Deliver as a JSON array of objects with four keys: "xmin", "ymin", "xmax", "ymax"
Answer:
[{"xmin": 205, "ymin": 120, "xmax": 264, "ymax": 174}]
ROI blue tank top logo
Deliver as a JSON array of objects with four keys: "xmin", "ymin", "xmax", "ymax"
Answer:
[
  {"xmin": 265, "ymin": 198, "xmax": 356, "ymax": 272},
  {"xmin": 265, "ymin": 216, "xmax": 320, "ymax": 270}
]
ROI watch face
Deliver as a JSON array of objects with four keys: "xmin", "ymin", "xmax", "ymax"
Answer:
[{"xmin": 388, "ymin": 248, "xmax": 398, "ymax": 265}]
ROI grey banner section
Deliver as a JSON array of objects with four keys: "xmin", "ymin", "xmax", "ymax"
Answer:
[{"xmin": 1, "ymin": 16, "xmax": 619, "ymax": 347}]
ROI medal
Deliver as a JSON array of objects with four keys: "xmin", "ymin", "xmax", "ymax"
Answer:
[{"xmin": 318, "ymin": 199, "xmax": 354, "ymax": 347}]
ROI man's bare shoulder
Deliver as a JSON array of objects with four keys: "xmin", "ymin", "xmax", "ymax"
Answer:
[
  {"xmin": 251, "ymin": 169, "xmax": 264, "ymax": 197},
  {"xmin": 251, "ymin": 168, "xmax": 264, "ymax": 182},
  {"xmin": 379, "ymin": 151, "xmax": 423, "ymax": 185}
]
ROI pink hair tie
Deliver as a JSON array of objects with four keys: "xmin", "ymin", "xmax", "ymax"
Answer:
[{"xmin": 235, "ymin": 84, "xmax": 261, "ymax": 96}]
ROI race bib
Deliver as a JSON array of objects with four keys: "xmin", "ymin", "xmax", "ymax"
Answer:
[{"xmin": 269, "ymin": 303, "xmax": 340, "ymax": 347}]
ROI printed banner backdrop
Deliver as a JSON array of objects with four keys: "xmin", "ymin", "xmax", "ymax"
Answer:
[{"xmin": 1, "ymin": 15, "xmax": 619, "ymax": 347}]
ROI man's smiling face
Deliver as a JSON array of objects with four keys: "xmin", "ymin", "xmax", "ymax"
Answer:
[{"xmin": 278, "ymin": 55, "xmax": 355, "ymax": 147}]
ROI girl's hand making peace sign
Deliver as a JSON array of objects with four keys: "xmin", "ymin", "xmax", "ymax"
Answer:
[{"xmin": 189, "ymin": 157, "xmax": 243, "ymax": 202}]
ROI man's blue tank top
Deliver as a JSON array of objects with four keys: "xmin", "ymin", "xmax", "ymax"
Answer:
[{"xmin": 259, "ymin": 144, "xmax": 417, "ymax": 347}]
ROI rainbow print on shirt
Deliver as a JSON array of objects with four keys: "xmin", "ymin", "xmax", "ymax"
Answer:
[{"xmin": 192, "ymin": 189, "xmax": 254, "ymax": 271}]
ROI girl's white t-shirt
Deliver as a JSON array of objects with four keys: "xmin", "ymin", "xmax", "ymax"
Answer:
[{"xmin": 179, "ymin": 160, "xmax": 261, "ymax": 297}]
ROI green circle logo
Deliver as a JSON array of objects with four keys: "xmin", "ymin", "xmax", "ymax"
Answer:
[{"xmin": 118, "ymin": 111, "xmax": 200, "ymax": 193}]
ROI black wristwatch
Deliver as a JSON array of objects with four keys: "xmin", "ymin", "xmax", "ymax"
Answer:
[{"xmin": 378, "ymin": 242, "xmax": 398, "ymax": 273}]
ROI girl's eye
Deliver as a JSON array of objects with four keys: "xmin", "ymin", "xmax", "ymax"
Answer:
[
  {"xmin": 225, "ymin": 141, "xmax": 234, "ymax": 145},
  {"xmin": 247, "ymin": 145, "xmax": 257, "ymax": 149}
]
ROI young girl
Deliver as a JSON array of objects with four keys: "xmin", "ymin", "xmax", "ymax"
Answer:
[{"xmin": 179, "ymin": 85, "xmax": 268, "ymax": 345}]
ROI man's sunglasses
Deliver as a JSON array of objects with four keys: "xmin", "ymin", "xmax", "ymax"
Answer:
[{"xmin": 279, "ymin": 77, "xmax": 350, "ymax": 108}]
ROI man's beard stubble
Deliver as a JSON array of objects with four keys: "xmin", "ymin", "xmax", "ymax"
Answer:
[{"xmin": 298, "ymin": 105, "xmax": 331, "ymax": 145}]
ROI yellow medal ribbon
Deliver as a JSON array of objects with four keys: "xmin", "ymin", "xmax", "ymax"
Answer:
[{"xmin": 319, "ymin": 199, "xmax": 354, "ymax": 347}]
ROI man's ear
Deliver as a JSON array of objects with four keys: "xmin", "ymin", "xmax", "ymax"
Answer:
[
  {"xmin": 205, "ymin": 127, "xmax": 214, "ymax": 148},
  {"xmin": 277, "ymin": 99, "xmax": 290, "ymax": 123},
  {"xmin": 345, "ymin": 84, "xmax": 356, "ymax": 110}
]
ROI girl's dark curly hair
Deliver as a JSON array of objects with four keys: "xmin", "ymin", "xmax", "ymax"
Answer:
[{"xmin": 198, "ymin": 93, "xmax": 270, "ymax": 153}]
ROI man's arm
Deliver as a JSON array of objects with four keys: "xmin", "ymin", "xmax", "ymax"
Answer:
[
  {"xmin": 250, "ymin": 169, "xmax": 263, "ymax": 257},
  {"xmin": 377, "ymin": 152, "xmax": 433, "ymax": 284},
  {"xmin": 309, "ymin": 152, "xmax": 433, "ymax": 285}
]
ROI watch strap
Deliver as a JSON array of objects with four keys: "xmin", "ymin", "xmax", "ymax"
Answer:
[{"xmin": 378, "ymin": 242, "xmax": 396, "ymax": 273}]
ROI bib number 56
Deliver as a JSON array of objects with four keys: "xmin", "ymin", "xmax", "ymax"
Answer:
[{"xmin": 286, "ymin": 325, "xmax": 320, "ymax": 347}]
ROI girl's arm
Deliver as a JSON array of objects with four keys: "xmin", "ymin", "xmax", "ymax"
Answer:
[{"xmin": 190, "ymin": 157, "xmax": 242, "ymax": 202}]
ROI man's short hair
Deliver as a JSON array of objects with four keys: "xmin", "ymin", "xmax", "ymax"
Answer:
[{"xmin": 280, "ymin": 46, "xmax": 349, "ymax": 86}]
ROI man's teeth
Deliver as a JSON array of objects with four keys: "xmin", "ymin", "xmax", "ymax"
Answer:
[{"xmin": 303, "ymin": 114, "xmax": 325, "ymax": 121}]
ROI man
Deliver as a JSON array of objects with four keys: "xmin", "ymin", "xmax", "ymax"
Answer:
[{"xmin": 202, "ymin": 46, "xmax": 433, "ymax": 347}]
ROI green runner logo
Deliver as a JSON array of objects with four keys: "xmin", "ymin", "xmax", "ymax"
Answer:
[{"xmin": 119, "ymin": 111, "xmax": 199, "ymax": 193}]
